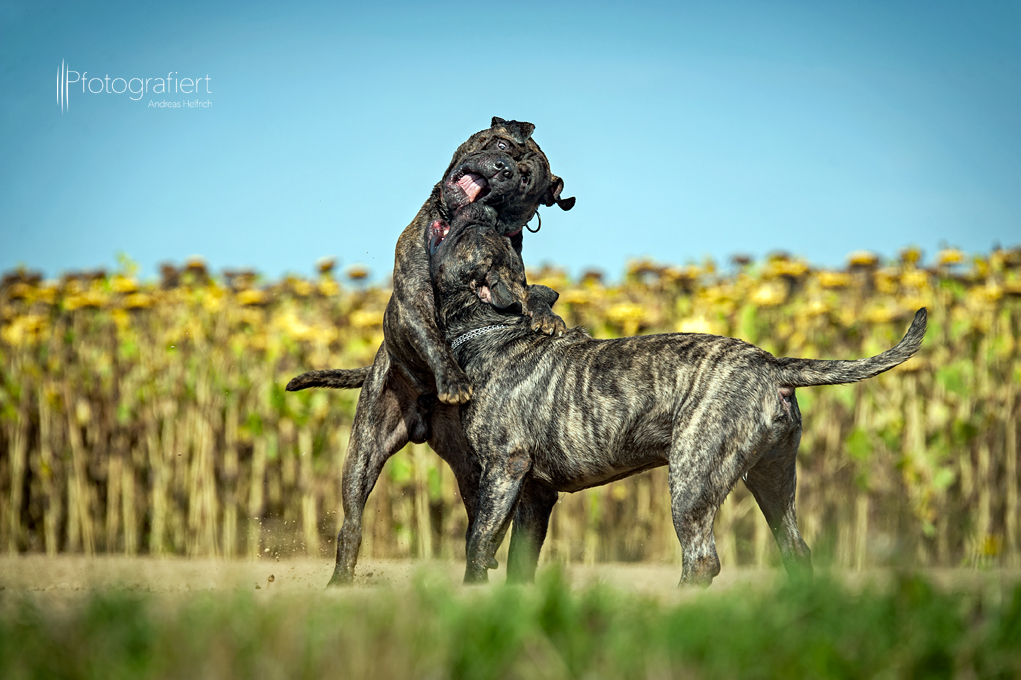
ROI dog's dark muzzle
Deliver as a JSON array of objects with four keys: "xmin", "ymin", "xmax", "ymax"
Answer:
[
  {"xmin": 445, "ymin": 151, "xmax": 519, "ymax": 209},
  {"xmin": 488, "ymin": 280, "xmax": 523, "ymax": 314}
]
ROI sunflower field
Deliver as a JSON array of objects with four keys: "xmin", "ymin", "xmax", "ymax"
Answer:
[{"xmin": 1, "ymin": 247, "xmax": 1019, "ymax": 569}]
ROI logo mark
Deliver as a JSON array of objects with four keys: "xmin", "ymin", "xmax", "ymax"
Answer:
[{"xmin": 58, "ymin": 59, "xmax": 68, "ymax": 113}]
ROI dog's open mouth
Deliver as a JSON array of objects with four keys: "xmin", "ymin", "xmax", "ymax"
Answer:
[
  {"xmin": 428, "ymin": 218, "xmax": 451, "ymax": 254},
  {"xmin": 451, "ymin": 170, "xmax": 490, "ymax": 203}
]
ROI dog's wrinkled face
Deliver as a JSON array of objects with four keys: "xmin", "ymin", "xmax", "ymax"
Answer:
[
  {"xmin": 440, "ymin": 117, "xmax": 575, "ymax": 235},
  {"xmin": 430, "ymin": 207, "xmax": 528, "ymax": 320}
]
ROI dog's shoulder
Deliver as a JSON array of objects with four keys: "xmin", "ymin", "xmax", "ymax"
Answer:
[{"xmin": 393, "ymin": 184, "xmax": 444, "ymax": 282}]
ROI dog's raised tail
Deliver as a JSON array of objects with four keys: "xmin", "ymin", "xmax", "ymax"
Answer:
[
  {"xmin": 775, "ymin": 308, "xmax": 927, "ymax": 388},
  {"xmin": 285, "ymin": 367, "xmax": 370, "ymax": 392}
]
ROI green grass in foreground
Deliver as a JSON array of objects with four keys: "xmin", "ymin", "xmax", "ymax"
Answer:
[{"xmin": 1, "ymin": 570, "xmax": 1019, "ymax": 679}]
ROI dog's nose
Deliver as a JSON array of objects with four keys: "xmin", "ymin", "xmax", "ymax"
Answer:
[
  {"xmin": 493, "ymin": 160, "xmax": 514, "ymax": 180},
  {"xmin": 480, "ymin": 153, "xmax": 518, "ymax": 183}
]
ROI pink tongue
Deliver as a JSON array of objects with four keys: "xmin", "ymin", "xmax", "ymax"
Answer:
[{"xmin": 457, "ymin": 172, "xmax": 486, "ymax": 202}]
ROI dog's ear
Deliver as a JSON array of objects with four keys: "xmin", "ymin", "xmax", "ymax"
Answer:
[
  {"xmin": 490, "ymin": 117, "xmax": 535, "ymax": 145},
  {"xmin": 541, "ymin": 175, "xmax": 576, "ymax": 211}
]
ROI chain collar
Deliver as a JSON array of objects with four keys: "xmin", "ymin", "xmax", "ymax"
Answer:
[{"xmin": 450, "ymin": 325, "xmax": 506, "ymax": 350}]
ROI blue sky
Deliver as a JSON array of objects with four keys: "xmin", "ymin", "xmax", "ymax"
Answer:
[{"xmin": 2, "ymin": 0, "xmax": 1019, "ymax": 282}]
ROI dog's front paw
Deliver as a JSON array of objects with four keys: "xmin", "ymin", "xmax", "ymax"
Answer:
[
  {"xmin": 528, "ymin": 305, "xmax": 566, "ymax": 336},
  {"xmin": 436, "ymin": 367, "xmax": 473, "ymax": 405}
]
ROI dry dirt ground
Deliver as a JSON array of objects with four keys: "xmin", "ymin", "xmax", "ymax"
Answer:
[
  {"xmin": 2, "ymin": 555, "xmax": 1017, "ymax": 603},
  {"xmin": 0, "ymin": 555, "xmax": 774, "ymax": 596}
]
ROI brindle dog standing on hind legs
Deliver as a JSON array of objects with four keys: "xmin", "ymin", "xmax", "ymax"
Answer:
[
  {"xmin": 287, "ymin": 118, "xmax": 575, "ymax": 585},
  {"xmin": 427, "ymin": 210, "xmax": 927, "ymax": 587}
]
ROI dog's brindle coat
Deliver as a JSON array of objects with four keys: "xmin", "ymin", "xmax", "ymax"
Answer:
[
  {"xmin": 287, "ymin": 119, "xmax": 574, "ymax": 585},
  {"xmin": 429, "ymin": 218, "xmax": 928, "ymax": 586}
]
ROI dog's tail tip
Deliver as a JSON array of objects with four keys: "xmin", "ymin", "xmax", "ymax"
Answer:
[
  {"xmin": 901, "ymin": 307, "xmax": 928, "ymax": 351},
  {"xmin": 915, "ymin": 306, "xmax": 928, "ymax": 329}
]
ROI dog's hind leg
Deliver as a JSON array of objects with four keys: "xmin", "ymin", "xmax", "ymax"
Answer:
[
  {"xmin": 328, "ymin": 363, "xmax": 416, "ymax": 586},
  {"xmin": 505, "ymin": 479, "xmax": 558, "ymax": 583},
  {"xmin": 667, "ymin": 433, "xmax": 739, "ymax": 587},
  {"xmin": 668, "ymin": 473, "xmax": 723, "ymax": 587},
  {"xmin": 743, "ymin": 423, "xmax": 812, "ymax": 581}
]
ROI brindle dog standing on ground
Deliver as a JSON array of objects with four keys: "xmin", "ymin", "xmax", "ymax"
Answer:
[
  {"xmin": 428, "ymin": 214, "xmax": 927, "ymax": 586},
  {"xmin": 287, "ymin": 118, "xmax": 574, "ymax": 585}
]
